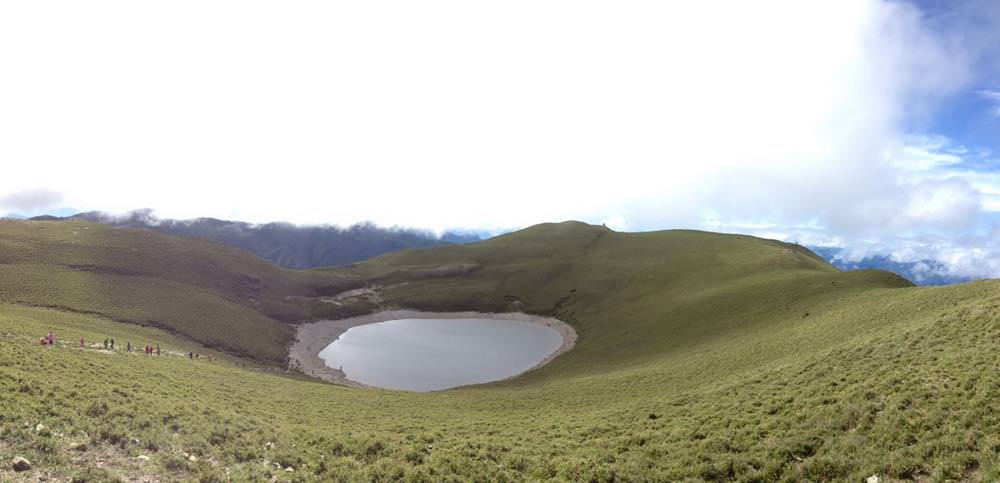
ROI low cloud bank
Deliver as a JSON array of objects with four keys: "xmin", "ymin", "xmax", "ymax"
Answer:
[
  {"xmin": 69, "ymin": 209, "xmax": 483, "ymax": 269},
  {"xmin": 0, "ymin": 189, "xmax": 63, "ymax": 213}
]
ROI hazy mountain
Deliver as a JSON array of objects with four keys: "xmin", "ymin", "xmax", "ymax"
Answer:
[
  {"xmin": 810, "ymin": 246, "xmax": 972, "ymax": 286},
  {"xmin": 35, "ymin": 209, "xmax": 482, "ymax": 269}
]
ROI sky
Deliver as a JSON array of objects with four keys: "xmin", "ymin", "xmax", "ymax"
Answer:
[{"xmin": 1, "ymin": 1, "xmax": 1000, "ymax": 280}]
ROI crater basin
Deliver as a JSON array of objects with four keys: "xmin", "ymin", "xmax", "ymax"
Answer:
[{"xmin": 310, "ymin": 313, "xmax": 573, "ymax": 391}]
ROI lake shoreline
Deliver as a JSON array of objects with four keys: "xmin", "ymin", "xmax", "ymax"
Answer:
[{"xmin": 287, "ymin": 310, "xmax": 577, "ymax": 389}]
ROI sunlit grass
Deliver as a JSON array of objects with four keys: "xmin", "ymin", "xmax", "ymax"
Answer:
[{"xmin": 2, "ymin": 221, "xmax": 999, "ymax": 480}]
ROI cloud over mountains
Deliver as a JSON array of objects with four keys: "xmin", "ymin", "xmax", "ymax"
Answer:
[{"xmin": 1, "ymin": 1, "xmax": 999, "ymax": 279}]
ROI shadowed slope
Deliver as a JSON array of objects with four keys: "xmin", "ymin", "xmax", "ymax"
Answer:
[{"xmin": 0, "ymin": 220, "xmax": 312, "ymax": 361}]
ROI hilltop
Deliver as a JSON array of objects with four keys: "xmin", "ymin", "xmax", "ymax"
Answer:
[{"xmin": 3, "ymin": 220, "xmax": 1000, "ymax": 481}]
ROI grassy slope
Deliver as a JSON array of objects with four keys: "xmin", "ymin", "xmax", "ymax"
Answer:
[
  {"xmin": 325, "ymin": 222, "xmax": 912, "ymax": 377},
  {"xmin": 0, "ymin": 220, "xmax": 315, "ymax": 362},
  {"xmin": 3, "ymin": 221, "xmax": 1000, "ymax": 481}
]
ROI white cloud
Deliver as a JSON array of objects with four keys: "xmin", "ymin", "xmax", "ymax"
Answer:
[
  {"xmin": 981, "ymin": 89, "xmax": 1000, "ymax": 117},
  {"xmin": 0, "ymin": 0, "xmax": 971, "ymax": 229},
  {"xmin": 901, "ymin": 179, "xmax": 980, "ymax": 228},
  {"xmin": 891, "ymin": 135, "xmax": 965, "ymax": 172},
  {"xmin": 739, "ymin": 135, "xmax": 1000, "ymax": 280},
  {"xmin": 0, "ymin": 1, "xmax": 998, "ymax": 280},
  {"xmin": 741, "ymin": 225, "xmax": 1000, "ymax": 281},
  {"xmin": 0, "ymin": 189, "xmax": 64, "ymax": 213}
]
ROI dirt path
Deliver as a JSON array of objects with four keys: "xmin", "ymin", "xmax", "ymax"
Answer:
[{"xmin": 287, "ymin": 310, "xmax": 577, "ymax": 388}]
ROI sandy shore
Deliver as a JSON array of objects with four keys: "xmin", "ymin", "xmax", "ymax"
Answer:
[{"xmin": 287, "ymin": 310, "xmax": 577, "ymax": 389}]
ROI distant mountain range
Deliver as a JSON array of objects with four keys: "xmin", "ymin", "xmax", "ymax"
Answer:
[
  {"xmin": 18, "ymin": 211, "xmax": 973, "ymax": 285},
  {"xmin": 809, "ymin": 246, "xmax": 971, "ymax": 286},
  {"xmin": 31, "ymin": 210, "xmax": 483, "ymax": 269}
]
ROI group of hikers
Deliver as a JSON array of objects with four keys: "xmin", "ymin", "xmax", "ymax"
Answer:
[
  {"xmin": 43, "ymin": 332, "xmax": 162, "ymax": 356},
  {"xmin": 103, "ymin": 338, "xmax": 159, "ymax": 355},
  {"xmin": 40, "ymin": 329, "xmax": 214, "ymax": 362}
]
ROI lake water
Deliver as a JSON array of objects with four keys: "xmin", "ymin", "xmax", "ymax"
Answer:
[{"xmin": 318, "ymin": 318, "xmax": 564, "ymax": 391}]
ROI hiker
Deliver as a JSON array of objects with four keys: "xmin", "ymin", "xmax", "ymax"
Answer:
[
  {"xmin": 103, "ymin": 338, "xmax": 108, "ymax": 350},
  {"xmin": 156, "ymin": 344, "xmax": 160, "ymax": 356},
  {"xmin": 110, "ymin": 338, "xmax": 115, "ymax": 350},
  {"xmin": 47, "ymin": 331, "xmax": 55, "ymax": 344},
  {"xmin": 188, "ymin": 352, "xmax": 193, "ymax": 359},
  {"xmin": 127, "ymin": 341, "xmax": 131, "ymax": 353},
  {"xmin": 80, "ymin": 338, "xmax": 85, "ymax": 347}
]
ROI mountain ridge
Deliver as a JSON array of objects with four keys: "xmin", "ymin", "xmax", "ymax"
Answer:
[{"xmin": 32, "ymin": 209, "xmax": 481, "ymax": 269}]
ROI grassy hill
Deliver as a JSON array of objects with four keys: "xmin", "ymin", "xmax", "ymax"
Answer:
[
  {"xmin": 3, "ymin": 220, "xmax": 1000, "ymax": 481},
  {"xmin": 0, "ymin": 220, "xmax": 317, "ymax": 362}
]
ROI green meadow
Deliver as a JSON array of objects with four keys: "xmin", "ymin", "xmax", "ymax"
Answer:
[{"xmin": 3, "ymin": 220, "xmax": 1000, "ymax": 481}]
